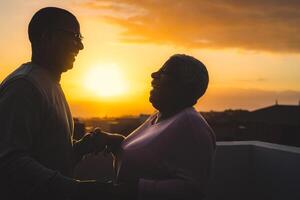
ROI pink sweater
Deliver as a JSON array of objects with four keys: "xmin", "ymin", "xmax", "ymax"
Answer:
[{"xmin": 114, "ymin": 107, "xmax": 216, "ymax": 199}]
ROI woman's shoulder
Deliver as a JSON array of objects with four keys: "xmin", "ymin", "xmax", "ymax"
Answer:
[
  {"xmin": 182, "ymin": 107, "xmax": 216, "ymax": 147},
  {"xmin": 182, "ymin": 107, "xmax": 208, "ymax": 125},
  {"xmin": 176, "ymin": 107, "xmax": 203, "ymax": 124},
  {"xmin": 161, "ymin": 107, "xmax": 205, "ymax": 136},
  {"xmin": 179, "ymin": 107, "xmax": 215, "ymax": 138}
]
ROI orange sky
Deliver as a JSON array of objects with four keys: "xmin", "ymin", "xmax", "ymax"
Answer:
[{"xmin": 1, "ymin": 0, "xmax": 300, "ymax": 117}]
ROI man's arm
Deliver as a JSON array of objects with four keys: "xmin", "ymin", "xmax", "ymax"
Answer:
[{"xmin": 0, "ymin": 79, "xmax": 77, "ymax": 199}]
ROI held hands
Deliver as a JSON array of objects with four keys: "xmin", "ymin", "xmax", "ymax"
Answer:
[
  {"xmin": 74, "ymin": 127, "xmax": 125, "ymax": 159},
  {"xmin": 93, "ymin": 128, "xmax": 125, "ymax": 155}
]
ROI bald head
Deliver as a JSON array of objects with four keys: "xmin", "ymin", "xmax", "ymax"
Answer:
[
  {"xmin": 28, "ymin": 7, "xmax": 83, "ymax": 76},
  {"xmin": 28, "ymin": 7, "xmax": 79, "ymax": 45}
]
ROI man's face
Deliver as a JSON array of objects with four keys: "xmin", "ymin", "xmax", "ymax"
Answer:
[{"xmin": 47, "ymin": 19, "xmax": 84, "ymax": 72}]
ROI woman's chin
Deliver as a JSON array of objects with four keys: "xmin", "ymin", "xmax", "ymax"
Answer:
[
  {"xmin": 149, "ymin": 96, "xmax": 159, "ymax": 110},
  {"xmin": 149, "ymin": 95, "xmax": 155, "ymax": 106}
]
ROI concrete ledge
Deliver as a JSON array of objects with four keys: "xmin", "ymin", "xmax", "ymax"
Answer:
[
  {"xmin": 217, "ymin": 140, "xmax": 300, "ymax": 154},
  {"xmin": 207, "ymin": 141, "xmax": 300, "ymax": 200}
]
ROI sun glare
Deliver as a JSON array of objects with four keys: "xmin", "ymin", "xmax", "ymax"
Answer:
[{"xmin": 84, "ymin": 64, "xmax": 128, "ymax": 98}]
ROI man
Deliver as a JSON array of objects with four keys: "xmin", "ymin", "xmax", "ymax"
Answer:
[{"xmin": 0, "ymin": 7, "xmax": 123, "ymax": 200}]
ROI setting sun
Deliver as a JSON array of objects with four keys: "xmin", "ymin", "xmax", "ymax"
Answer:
[{"xmin": 84, "ymin": 64, "xmax": 128, "ymax": 98}]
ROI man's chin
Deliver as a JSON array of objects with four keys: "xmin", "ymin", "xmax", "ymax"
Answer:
[{"xmin": 61, "ymin": 62, "xmax": 74, "ymax": 72}]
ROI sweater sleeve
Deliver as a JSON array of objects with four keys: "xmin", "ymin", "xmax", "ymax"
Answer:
[
  {"xmin": 138, "ymin": 111, "xmax": 215, "ymax": 200},
  {"xmin": 0, "ymin": 79, "xmax": 77, "ymax": 199}
]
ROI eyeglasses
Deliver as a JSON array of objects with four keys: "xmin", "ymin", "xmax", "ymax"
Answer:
[{"xmin": 54, "ymin": 28, "xmax": 84, "ymax": 42}]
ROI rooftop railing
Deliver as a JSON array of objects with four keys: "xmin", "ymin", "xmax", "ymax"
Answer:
[
  {"xmin": 206, "ymin": 141, "xmax": 300, "ymax": 200},
  {"xmin": 75, "ymin": 141, "xmax": 300, "ymax": 200}
]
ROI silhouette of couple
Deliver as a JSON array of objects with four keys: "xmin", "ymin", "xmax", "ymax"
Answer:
[{"xmin": 0, "ymin": 7, "xmax": 216, "ymax": 200}]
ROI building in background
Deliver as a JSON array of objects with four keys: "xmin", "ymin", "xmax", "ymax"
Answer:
[
  {"xmin": 74, "ymin": 104, "xmax": 300, "ymax": 147},
  {"xmin": 240, "ymin": 104, "xmax": 300, "ymax": 146},
  {"xmin": 203, "ymin": 103, "xmax": 300, "ymax": 147}
]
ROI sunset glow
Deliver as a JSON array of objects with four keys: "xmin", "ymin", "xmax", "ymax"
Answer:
[
  {"xmin": 84, "ymin": 64, "xmax": 127, "ymax": 98},
  {"xmin": 0, "ymin": 0, "xmax": 300, "ymax": 117}
]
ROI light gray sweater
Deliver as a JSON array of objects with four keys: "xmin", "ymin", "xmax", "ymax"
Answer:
[{"xmin": 0, "ymin": 62, "xmax": 76, "ymax": 200}]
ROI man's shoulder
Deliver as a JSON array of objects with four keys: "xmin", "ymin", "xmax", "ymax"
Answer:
[
  {"xmin": 0, "ymin": 78, "xmax": 45, "ymax": 112},
  {"xmin": 1, "ymin": 62, "xmax": 54, "ymax": 96},
  {"xmin": 0, "ymin": 63, "xmax": 43, "ymax": 96},
  {"xmin": 1, "ymin": 62, "xmax": 35, "ymax": 85}
]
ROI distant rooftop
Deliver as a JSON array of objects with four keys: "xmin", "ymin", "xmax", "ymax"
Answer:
[{"xmin": 246, "ymin": 104, "xmax": 300, "ymax": 126}]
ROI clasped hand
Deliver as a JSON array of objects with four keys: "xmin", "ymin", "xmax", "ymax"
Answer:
[
  {"xmin": 72, "ymin": 129, "xmax": 138, "ymax": 200},
  {"xmin": 74, "ymin": 127, "xmax": 125, "ymax": 159}
]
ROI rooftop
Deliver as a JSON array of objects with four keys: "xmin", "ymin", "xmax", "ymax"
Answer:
[
  {"xmin": 207, "ymin": 141, "xmax": 300, "ymax": 200},
  {"xmin": 74, "ymin": 141, "xmax": 300, "ymax": 200},
  {"xmin": 246, "ymin": 104, "xmax": 300, "ymax": 125}
]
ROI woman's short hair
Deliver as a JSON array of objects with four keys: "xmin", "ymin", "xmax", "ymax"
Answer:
[{"xmin": 165, "ymin": 54, "xmax": 209, "ymax": 104}]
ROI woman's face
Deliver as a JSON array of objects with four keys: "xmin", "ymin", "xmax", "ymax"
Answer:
[
  {"xmin": 150, "ymin": 55, "xmax": 208, "ymax": 113},
  {"xmin": 149, "ymin": 62, "xmax": 183, "ymax": 112}
]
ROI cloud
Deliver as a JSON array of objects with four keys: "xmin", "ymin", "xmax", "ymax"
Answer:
[
  {"xmin": 236, "ymin": 78, "xmax": 267, "ymax": 82},
  {"xmin": 81, "ymin": 0, "xmax": 300, "ymax": 52}
]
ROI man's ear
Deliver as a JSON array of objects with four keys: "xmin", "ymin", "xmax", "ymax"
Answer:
[{"xmin": 40, "ymin": 30, "xmax": 56, "ymax": 47}]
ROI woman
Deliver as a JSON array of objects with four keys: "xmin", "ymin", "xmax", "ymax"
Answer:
[{"xmin": 104, "ymin": 54, "xmax": 216, "ymax": 200}]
